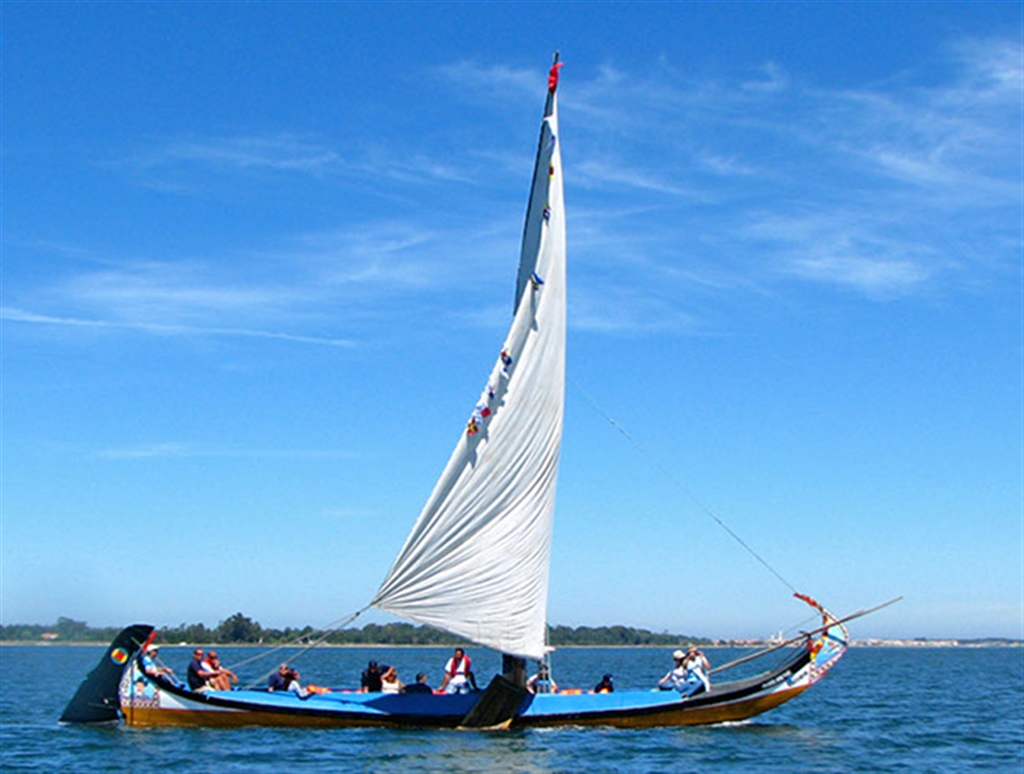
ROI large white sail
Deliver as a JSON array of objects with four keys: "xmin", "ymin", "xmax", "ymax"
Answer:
[{"xmin": 371, "ymin": 63, "xmax": 566, "ymax": 661}]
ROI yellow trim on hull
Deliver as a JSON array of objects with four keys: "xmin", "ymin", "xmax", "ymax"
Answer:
[
  {"xmin": 519, "ymin": 685, "xmax": 811, "ymax": 729},
  {"xmin": 122, "ymin": 685, "xmax": 811, "ymax": 730},
  {"xmin": 123, "ymin": 705, "xmax": 405, "ymax": 729}
]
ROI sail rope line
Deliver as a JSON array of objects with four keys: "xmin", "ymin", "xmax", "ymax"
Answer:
[
  {"xmin": 570, "ymin": 377, "xmax": 798, "ymax": 595},
  {"xmin": 229, "ymin": 607, "xmax": 369, "ymax": 689}
]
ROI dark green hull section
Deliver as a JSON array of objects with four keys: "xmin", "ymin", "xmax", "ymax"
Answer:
[{"xmin": 60, "ymin": 624, "xmax": 154, "ymax": 723}]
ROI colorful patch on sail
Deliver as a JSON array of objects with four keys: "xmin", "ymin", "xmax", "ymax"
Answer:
[{"xmin": 110, "ymin": 647, "xmax": 129, "ymax": 665}]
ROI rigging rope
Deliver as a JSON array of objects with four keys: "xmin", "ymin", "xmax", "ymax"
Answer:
[
  {"xmin": 222, "ymin": 382, "xmax": 812, "ymax": 683},
  {"xmin": 232, "ymin": 607, "xmax": 369, "ymax": 689},
  {"xmin": 571, "ymin": 377, "xmax": 798, "ymax": 595}
]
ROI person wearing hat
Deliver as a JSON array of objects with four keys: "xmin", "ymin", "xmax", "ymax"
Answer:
[
  {"xmin": 141, "ymin": 644, "xmax": 176, "ymax": 681},
  {"xmin": 594, "ymin": 673, "xmax": 614, "ymax": 693},
  {"xmin": 658, "ymin": 649, "xmax": 690, "ymax": 692},
  {"xmin": 682, "ymin": 644, "xmax": 711, "ymax": 695},
  {"xmin": 360, "ymin": 660, "xmax": 384, "ymax": 692},
  {"xmin": 659, "ymin": 645, "xmax": 711, "ymax": 696}
]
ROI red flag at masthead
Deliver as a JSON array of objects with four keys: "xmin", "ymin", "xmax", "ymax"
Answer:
[{"xmin": 548, "ymin": 55, "xmax": 563, "ymax": 93}]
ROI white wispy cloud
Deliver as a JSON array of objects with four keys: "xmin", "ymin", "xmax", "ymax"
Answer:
[
  {"xmin": 1, "ymin": 305, "xmax": 354, "ymax": 347},
  {"xmin": 121, "ymin": 132, "xmax": 486, "ymax": 195},
  {"xmin": 96, "ymin": 443, "xmax": 356, "ymax": 460},
  {"xmin": 572, "ymin": 158, "xmax": 697, "ymax": 197},
  {"xmin": 128, "ymin": 134, "xmax": 345, "ymax": 177},
  {"xmin": 563, "ymin": 35, "xmax": 1021, "ymax": 315},
  {"xmin": 569, "ymin": 284, "xmax": 701, "ymax": 335},
  {"xmin": 8, "ymin": 38, "xmax": 1017, "ymax": 346},
  {"xmin": 742, "ymin": 62, "xmax": 789, "ymax": 93},
  {"xmin": 434, "ymin": 60, "xmax": 542, "ymax": 102},
  {"xmin": 1, "ymin": 211, "xmax": 513, "ymax": 347},
  {"xmin": 784, "ymin": 254, "xmax": 931, "ymax": 299}
]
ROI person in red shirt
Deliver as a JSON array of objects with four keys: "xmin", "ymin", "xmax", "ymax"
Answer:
[{"xmin": 439, "ymin": 647, "xmax": 475, "ymax": 694}]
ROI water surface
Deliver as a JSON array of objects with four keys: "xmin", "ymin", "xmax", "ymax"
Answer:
[{"xmin": 2, "ymin": 645, "xmax": 1020, "ymax": 772}]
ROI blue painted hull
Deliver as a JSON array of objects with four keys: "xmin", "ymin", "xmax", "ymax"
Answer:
[
  {"xmin": 61, "ymin": 598, "xmax": 850, "ymax": 729},
  {"xmin": 118, "ymin": 633, "xmax": 843, "ymax": 728}
]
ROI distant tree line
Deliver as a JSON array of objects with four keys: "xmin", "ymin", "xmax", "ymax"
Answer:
[
  {"xmin": 0, "ymin": 613, "xmax": 711, "ymax": 647},
  {"xmin": 547, "ymin": 624, "xmax": 705, "ymax": 646}
]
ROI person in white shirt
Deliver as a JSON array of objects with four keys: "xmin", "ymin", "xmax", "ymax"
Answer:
[
  {"xmin": 440, "ymin": 647, "xmax": 474, "ymax": 694},
  {"xmin": 658, "ymin": 649, "xmax": 689, "ymax": 692},
  {"xmin": 380, "ymin": 665, "xmax": 404, "ymax": 693}
]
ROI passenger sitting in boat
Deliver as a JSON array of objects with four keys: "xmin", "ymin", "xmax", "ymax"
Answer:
[
  {"xmin": 285, "ymin": 667, "xmax": 311, "ymax": 698},
  {"xmin": 187, "ymin": 648, "xmax": 219, "ymax": 692},
  {"xmin": 659, "ymin": 647, "xmax": 711, "ymax": 697},
  {"xmin": 682, "ymin": 645, "xmax": 711, "ymax": 695},
  {"xmin": 268, "ymin": 663, "xmax": 291, "ymax": 691},
  {"xmin": 526, "ymin": 663, "xmax": 559, "ymax": 694},
  {"xmin": 593, "ymin": 673, "xmax": 614, "ymax": 693},
  {"xmin": 658, "ymin": 649, "xmax": 689, "ymax": 693},
  {"xmin": 141, "ymin": 645, "xmax": 176, "ymax": 681},
  {"xmin": 205, "ymin": 651, "xmax": 238, "ymax": 691},
  {"xmin": 401, "ymin": 672, "xmax": 434, "ymax": 694},
  {"xmin": 360, "ymin": 660, "xmax": 384, "ymax": 692},
  {"xmin": 440, "ymin": 647, "xmax": 475, "ymax": 694},
  {"xmin": 268, "ymin": 663, "xmax": 310, "ymax": 698},
  {"xmin": 380, "ymin": 665, "xmax": 404, "ymax": 693}
]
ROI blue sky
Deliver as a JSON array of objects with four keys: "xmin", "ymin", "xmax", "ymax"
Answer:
[{"xmin": 2, "ymin": 2, "xmax": 1020, "ymax": 641}]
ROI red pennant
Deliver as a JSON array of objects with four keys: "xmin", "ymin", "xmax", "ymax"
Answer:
[{"xmin": 548, "ymin": 61, "xmax": 563, "ymax": 92}]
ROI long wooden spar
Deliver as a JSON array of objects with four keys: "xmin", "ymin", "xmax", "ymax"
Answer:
[{"xmin": 709, "ymin": 596, "xmax": 903, "ymax": 676}]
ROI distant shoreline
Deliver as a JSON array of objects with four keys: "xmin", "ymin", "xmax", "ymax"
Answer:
[{"xmin": 3, "ymin": 640, "xmax": 1020, "ymax": 648}]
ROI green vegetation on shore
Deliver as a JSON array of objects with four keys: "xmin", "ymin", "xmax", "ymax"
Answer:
[{"xmin": 0, "ymin": 614, "xmax": 710, "ymax": 647}]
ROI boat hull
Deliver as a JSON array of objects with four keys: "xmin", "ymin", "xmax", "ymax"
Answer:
[{"xmin": 118, "ymin": 631, "xmax": 844, "ymax": 729}]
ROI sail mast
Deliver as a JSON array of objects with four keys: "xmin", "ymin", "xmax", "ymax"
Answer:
[
  {"xmin": 371, "ymin": 58, "xmax": 566, "ymax": 661},
  {"xmin": 515, "ymin": 51, "xmax": 561, "ymax": 312}
]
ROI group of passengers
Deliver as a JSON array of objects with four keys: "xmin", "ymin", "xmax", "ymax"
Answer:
[
  {"xmin": 658, "ymin": 644, "xmax": 712, "ymax": 697},
  {"xmin": 358, "ymin": 646, "xmax": 477, "ymax": 695},
  {"xmin": 141, "ymin": 643, "xmax": 711, "ymax": 698},
  {"xmin": 140, "ymin": 645, "xmax": 238, "ymax": 693},
  {"xmin": 187, "ymin": 648, "xmax": 238, "ymax": 692},
  {"xmin": 357, "ymin": 644, "xmax": 710, "ymax": 698}
]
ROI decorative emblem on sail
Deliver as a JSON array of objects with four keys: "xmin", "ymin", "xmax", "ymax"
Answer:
[{"xmin": 371, "ymin": 66, "xmax": 566, "ymax": 661}]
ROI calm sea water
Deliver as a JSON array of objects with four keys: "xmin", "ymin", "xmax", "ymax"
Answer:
[{"xmin": 1, "ymin": 645, "xmax": 1021, "ymax": 772}]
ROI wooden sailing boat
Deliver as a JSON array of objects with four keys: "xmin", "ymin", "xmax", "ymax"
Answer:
[{"xmin": 62, "ymin": 56, "xmax": 851, "ymax": 729}]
